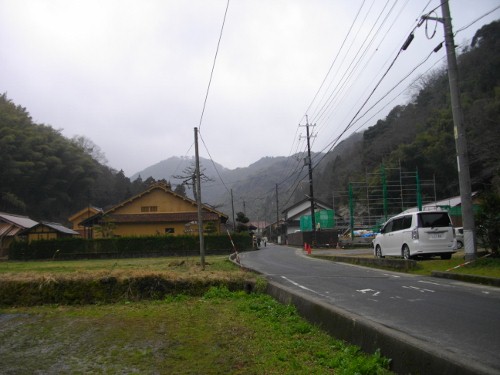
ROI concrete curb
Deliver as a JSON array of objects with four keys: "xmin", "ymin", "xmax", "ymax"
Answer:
[
  {"xmin": 266, "ymin": 280, "xmax": 496, "ymax": 375},
  {"xmin": 313, "ymin": 255, "xmax": 418, "ymax": 271},
  {"xmin": 432, "ymin": 271, "xmax": 500, "ymax": 287}
]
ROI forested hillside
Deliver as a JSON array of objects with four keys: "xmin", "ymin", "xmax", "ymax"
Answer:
[{"xmin": 0, "ymin": 95, "xmax": 152, "ymax": 223}]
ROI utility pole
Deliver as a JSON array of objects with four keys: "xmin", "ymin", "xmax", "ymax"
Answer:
[
  {"xmin": 301, "ymin": 116, "xmax": 316, "ymax": 244},
  {"xmin": 423, "ymin": 1, "xmax": 477, "ymax": 260},
  {"xmin": 275, "ymin": 183, "xmax": 279, "ymax": 243},
  {"xmin": 194, "ymin": 127, "xmax": 205, "ymax": 269},
  {"xmin": 231, "ymin": 189, "xmax": 235, "ymax": 232}
]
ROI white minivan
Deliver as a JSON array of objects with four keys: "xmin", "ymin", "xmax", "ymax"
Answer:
[{"xmin": 373, "ymin": 210, "xmax": 456, "ymax": 260}]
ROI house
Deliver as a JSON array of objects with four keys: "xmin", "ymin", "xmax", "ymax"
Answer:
[
  {"xmin": 20, "ymin": 222, "xmax": 79, "ymax": 242},
  {"xmin": 0, "ymin": 212, "xmax": 38, "ymax": 257},
  {"xmin": 68, "ymin": 206, "xmax": 103, "ymax": 238},
  {"xmin": 78, "ymin": 181, "xmax": 228, "ymax": 238},
  {"xmin": 282, "ymin": 198, "xmax": 334, "ymax": 235}
]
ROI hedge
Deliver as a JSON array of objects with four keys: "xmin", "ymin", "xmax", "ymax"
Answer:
[{"xmin": 8, "ymin": 234, "xmax": 253, "ymax": 260}]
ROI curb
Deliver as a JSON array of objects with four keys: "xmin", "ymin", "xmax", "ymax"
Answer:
[
  {"xmin": 431, "ymin": 271, "xmax": 500, "ymax": 287},
  {"xmin": 266, "ymin": 280, "xmax": 497, "ymax": 375}
]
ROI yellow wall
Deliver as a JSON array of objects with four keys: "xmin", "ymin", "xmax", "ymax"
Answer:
[
  {"xmin": 28, "ymin": 232, "xmax": 58, "ymax": 242},
  {"xmin": 113, "ymin": 190, "xmax": 197, "ymax": 215},
  {"xmin": 111, "ymin": 221, "xmax": 217, "ymax": 237},
  {"xmin": 93, "ymin": 187, "xmax": 224, "ymax": 238}
]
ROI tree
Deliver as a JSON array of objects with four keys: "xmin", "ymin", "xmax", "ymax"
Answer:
[
  {"xmin": 476, "ymin": 191, "xmax": 500, "ymax": 254},
  {"xmin": 235, "ymin": 211, "xmax": 250, "ymax": 232},
  {"xmin": 94, "ymin": 216, "xmax": 116, "ymax": 238},
  {"xmin": 173, "ymin": 184, "xmax": 187, "ymax": 197},
  {"xmin": 71, "ymin": 135, "xmax": 108, "ymax": 164},
  {"xmin": 172, "ymin": 162, "xmax": 214, "ymax": 201}
]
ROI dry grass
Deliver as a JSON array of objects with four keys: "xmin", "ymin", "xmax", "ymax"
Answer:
[
  {"xmin": 0, "ymin": 256, "xmax": 258, "ymax": 306},
  {"xmin": 0, "ymin": 256, "xmax": 248, "ymax": 282}
]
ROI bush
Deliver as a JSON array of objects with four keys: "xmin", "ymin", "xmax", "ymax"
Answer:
[{"xmin": 9, "ymin": 234, "xmax": 252, "ymax": 260}]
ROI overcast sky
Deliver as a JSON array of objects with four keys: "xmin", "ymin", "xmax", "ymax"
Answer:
[{"xmin": 1, "ymin": 0, "xmax": 499, "ymax": 177}]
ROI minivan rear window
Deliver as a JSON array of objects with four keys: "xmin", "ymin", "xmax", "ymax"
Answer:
[{"xmin": 418, "ymin": 212, "xmax": 451, "ymax": 228}]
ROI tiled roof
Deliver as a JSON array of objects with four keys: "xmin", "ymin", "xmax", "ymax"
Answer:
[{"xmin": 108, "ymin": 212, "xmax": 221, "ymax": 223}]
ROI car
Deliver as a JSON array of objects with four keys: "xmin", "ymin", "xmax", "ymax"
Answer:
[
  {"xmin": 455, "ymin": 227, "xmax": 464, "ymax": 249},
  {"xmin": 373, "ymin": 210, "xmax": 456, "ymax": 260}
]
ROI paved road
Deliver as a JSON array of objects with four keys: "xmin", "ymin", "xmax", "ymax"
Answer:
[{"xmin": 240, "ymin": 244, "xmax": 500, "ymax": 373}]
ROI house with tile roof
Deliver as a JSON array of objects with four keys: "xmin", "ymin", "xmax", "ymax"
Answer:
[{"xmin": 78, "ymin": 182, "xmax": 228, "ymax": 238}]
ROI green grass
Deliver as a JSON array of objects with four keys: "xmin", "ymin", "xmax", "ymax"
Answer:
[
  {"xmin": 409, "ymin": 251, "xmax": 500, "ymax": 277},
  {"xmin": 0, "ymin": 256, "xmax": 393, "ymax": 373},
  {"xmin": 0, "ymin": 287, "xmax": 392, "ymax": 374}
]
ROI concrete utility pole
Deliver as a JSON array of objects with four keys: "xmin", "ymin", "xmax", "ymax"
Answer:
[
  {"xmin": 275, "ymin": 183, "xmax": 279, "ymax": 243},
  {"xmin": 424, "ymin": 1, "xmax": 477, "ymax": 260},
  {"xmin": 301, "ymin": 116, "xmax": 316, "ymax": 244},
  {"xmin": 194, "ymin": 127, "xmax": 205, "ymax": 269}
]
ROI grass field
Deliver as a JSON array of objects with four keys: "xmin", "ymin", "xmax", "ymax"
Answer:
[{"xmin": 0, "ymin": 256, "xmax": 392, "ymax": 374}]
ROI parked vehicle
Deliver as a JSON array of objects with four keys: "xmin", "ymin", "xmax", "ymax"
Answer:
[{"xmin": 373, "ymin": 211, "xmax": 456, "ymax": 260}]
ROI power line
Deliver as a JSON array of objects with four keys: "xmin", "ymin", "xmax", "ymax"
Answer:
[
  {"xmin": 198, "ymin": 0, "xmax": 230, "ymax": 132},
  {"xmin": 454, "ymin": 5, "xmax": 500, "ymax": 35}
]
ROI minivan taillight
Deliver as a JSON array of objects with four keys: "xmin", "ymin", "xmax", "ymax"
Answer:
[{"xmin": 412, "ymin": 227, "xmax": 419, "ymax": 240}]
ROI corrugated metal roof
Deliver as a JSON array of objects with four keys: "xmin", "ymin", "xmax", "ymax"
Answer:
[
  {"xmin": 0, "ymin": 212, "xmax": 38, "ymax": 229},
  {"xmin": 41, "ymin": 222, "xmax": 79, "ymax": 235}
]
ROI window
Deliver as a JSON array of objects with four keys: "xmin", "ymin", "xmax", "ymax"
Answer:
[
  {"xmin": 141, "ymin": 206, "xmax": 158, "ymax": 213},
  {"xmin": 392, "ymin": 218, "xmax": 404, "ymax": 231},
  {"xmin": 402, "ymin": 215, "xmax": 412, "ymax": 229},
  {"xmin": 418, "ymin": 212, "xmax": 451, "ymax": 228},
  {"xmin": 382, "ymin": 220, "xmax": 393, "ymax": 233},
  {"xmin": 165, "ymin": 228, "xmax": 175, "ymax": 234}
]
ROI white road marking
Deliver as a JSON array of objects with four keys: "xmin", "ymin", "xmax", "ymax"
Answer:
[
  {"xmin": 418, "ymin": 280, "xmax": 442, "ymax": 286},
  {"xmin": 356, "ymin": 288, "xmax": 381, "ymax": 297},
  {"xmin": 280, "ymin": 276, "xmax": 322, "ymax": 296},
  {"xmin": 402, "ymin": 286, "xmax": 435, "ymax": 293}
]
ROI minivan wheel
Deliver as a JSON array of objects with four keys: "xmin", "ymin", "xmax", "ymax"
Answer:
[
  {"xmin": 375, "ymin": 245, "xmax": 384, "ymax": 258},
  {"xmin": 402, "ymin": 245, "xmax": 411, "ymax": 260},
  {"xmin": 457, "ymin": 240, "xmax": 463, "ymax": 249}
]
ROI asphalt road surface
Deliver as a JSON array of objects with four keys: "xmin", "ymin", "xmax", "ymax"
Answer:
[{"xmin": 239, "ymin": 244, "xmax": 500, "ymax": 373}]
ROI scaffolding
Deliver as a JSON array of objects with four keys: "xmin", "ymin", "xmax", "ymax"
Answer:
[{"xmin": 333, "ymin": 164, "xmax": 436, "ymax": 239}]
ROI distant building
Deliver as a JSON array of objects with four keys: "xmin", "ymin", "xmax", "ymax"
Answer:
[
  {"xmin": 19, "ymin": 222, "xmax": 79, "ymax": 242},
  {"xmin": 68, "ymin": 206, "xmax": 103, "ymax": 238},
  {"xmin": 77, "ymin": 181, "xmax": 228, "ymax": 238},
  {"xmin": 0, "ymin": 212, "xmax": 38, "ymax": 257},
  {"xmin": 401, "ymin": 192, "xmax": 480, "ymax": 227},
  {"xmin": 282, "ymin": 198, "xmax": 333, "ymax": 235}
]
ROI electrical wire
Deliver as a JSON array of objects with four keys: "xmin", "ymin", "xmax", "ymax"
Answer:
[
  {"xmin": 454, "ymin": 5, "xmax": 500, "ymax": 35},
  {"xmin": 198, "ymin": 0, "xmax": 230, "ymax": 132},
  {"xmin": 198, "ymin": 132, "xmax": 231, "ymax": 194}
]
